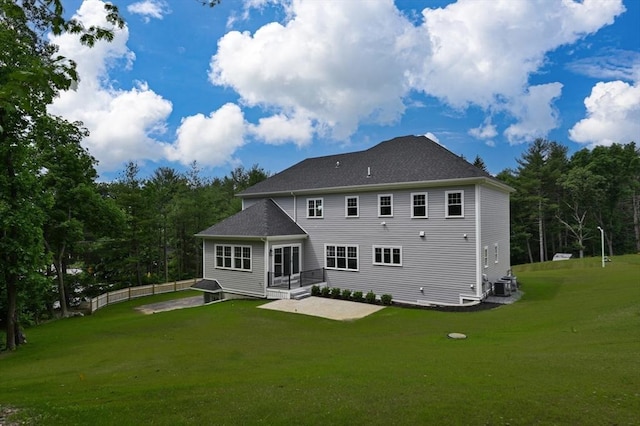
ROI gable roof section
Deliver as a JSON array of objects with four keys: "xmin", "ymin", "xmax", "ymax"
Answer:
[
  {"xmin": 239, "ymin": 135, "xmax": 513, "ymax": 196},
  {"xmin": 192, "ymin": 279, "xmax": 222, "ymax": 293},
  {"xmin": 196, "ymin": 199, "xmax": 307, "ymax": 238}
]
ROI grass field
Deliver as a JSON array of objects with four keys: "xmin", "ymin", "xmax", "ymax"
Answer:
[{"xmin": 1, "ymin": 255, "xmax": 639, "ymax": 425}]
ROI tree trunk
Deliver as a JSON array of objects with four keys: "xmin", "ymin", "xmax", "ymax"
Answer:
[
  {"xmin": 4, "ymin": 139, "xmax": 20, "ymax": 350},
  {"xmin": 55, "ymin": 256, "xmax": 68, "ymax": 318},
  {"xmin": 538, "ymin": 200, "xmax": 545, "ymax": 262},
  {"xmin": 5, "ymin": 275, "xmax": 18, "ymax": 351}
]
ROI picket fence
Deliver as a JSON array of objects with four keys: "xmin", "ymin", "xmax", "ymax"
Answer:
[{"xmin": 88, "ymin": 278, "xmax": 197, "ymax": 313}]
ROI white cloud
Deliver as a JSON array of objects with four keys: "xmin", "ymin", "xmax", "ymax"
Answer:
[
  {"xmin": 211, "ymin": 0, "xmax": 625, "ymax": 147},
  {"xmin": 424, "ymin": 132, "xmax": 440, "ymax": 144},
  {"xmin": 248, "ymin": 114, "xmax": 313, "ymax": 146},
  {"xmin": 127, "ymin": 0, "xmax": 171, "ymax": 23},
  {"xmin": 566, "ymin": 49, "xmax": 640, "ymax": 82},
  {"xmin": 504, "ymin": 83, "xmax": 563, "ymax": 144},
  {"xmin": 414, "ymin": 0, "xmax": 623, "ymax": 124},
  {"xmin": 569, "ymin": 80, "xmax": 640, "ymax": 146},
  {"xmin": 165, "ymin": 103, "xmax": 247, "ymax": 167},
  {"xmin": 49, "ymin": 0, "xmax": 173, "ymax": 171},
  {"xmin": 469, "ymin": 121, "xmax": 497, "ymax": 140},
  {"xmin": 211, "ymin": 0, "xmax": 421, "ymax": 141}
]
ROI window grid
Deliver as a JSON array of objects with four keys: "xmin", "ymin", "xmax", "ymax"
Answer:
[
  {"xmin": 373, "ymin": 246, "xmax": 402, "ymax": 266},
  {"xmin": 446, "ymin": 191, "xmax": 464, "ymax": 217},
  {"xmin": 345, "ymin": 196, "xmax": 359, "ymax": 217},
  {"xmin": 411, "ymin": 192, "xmax": 428, "ymax": 218},
  {"xmin": 378, "ymin": 194, "xmax": 393, "ymax": 217},
  {"xmin": 326, "ymin": 244, "xmax": 358, "ymax": 271},
  {"xmin": 307, "ymin": 198, "xmax": 323, "ymax": 218},
  {"xmin": 216, "ymin": 244, "xmax": 251, "ymax": 271}
]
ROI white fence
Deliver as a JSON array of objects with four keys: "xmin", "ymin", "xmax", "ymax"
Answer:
[{"xmin": 88, "ymin": 279, "xmax": 197, "ymax": 313}]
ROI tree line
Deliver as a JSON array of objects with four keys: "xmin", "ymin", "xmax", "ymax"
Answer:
[{"xmin": 497, "ymin": 139, "xmax": 639, "ymax": 264}]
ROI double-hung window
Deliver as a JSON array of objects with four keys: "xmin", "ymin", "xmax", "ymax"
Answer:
[
  {"xmin": 411, "ymin": 192, "xmax": 428, "ymax": 218},
  {"xmin": 325, "ymin": 244, "xmax": 358, "ymax": 271},
  {"xmin": 378, "ymin": 194, "xmax": 393, "ymax": 217},
  {"xmin": 307, "ymin": 198, "xmax": 323, "ymax": 218},
  {"xmin": 445, "ymin": 190, "xmax": 464, "ymax": 218},
  {"xmin": 216, "ymin": 244, "xmax": 251, "ymax": 271},
  {"xmin": 373, "ymin": 246, "xmax": 402, "ymax": 266},
  {"xmin": 494, "ymin": 243, "xmax": 499, "ymax": 264},
  {"xmin": 345, "ymin": 196, "xmax": 359, "ymax": 217}
]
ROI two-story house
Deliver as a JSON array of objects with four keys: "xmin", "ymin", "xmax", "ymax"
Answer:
[{"xmin": 194, "ymin": 135, "xmax": 514, "ymax": 307}]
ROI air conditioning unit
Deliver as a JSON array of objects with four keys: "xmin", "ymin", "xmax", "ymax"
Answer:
[{"xmin": 493, "ymin": 280, "xmax": 511, "ymax": 297}]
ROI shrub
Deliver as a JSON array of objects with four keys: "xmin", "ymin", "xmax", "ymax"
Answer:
[
  {"xmin": 330, "ymin": 287, "xmax": 342, "ymax": 299},
  {"xmin": 341, "ymin": 289, "xmax": 352, "ymax": 300},
  {"xmin": 365, "ymin": 291, "xmax": 376, "ymax": 304},
  {"xmin": 381, "ymin": 294, "xmax": 392, "ymax": 305},
  {"xmin": 352, "ymin": 291, "xmax": 364, "ymax": 302},
  {"xmin": 320, "ymin": 286, "xmax": 331, "ymax": 297},
  {"xmin": 311, "ymin": 285, "xmax": 321, "ymax": 296}
]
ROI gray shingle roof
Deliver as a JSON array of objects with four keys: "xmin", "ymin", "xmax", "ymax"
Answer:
[
  {"xmin": 192, "ymin": 279, "xmax": 222, "ymax": 292},
  {"xmin": 196, "ymin": 199, "xmax": 307, "ymax": 238},
  {"xmin": 239, "ymin": 135, "xmax": 508, "ymax": 196}
]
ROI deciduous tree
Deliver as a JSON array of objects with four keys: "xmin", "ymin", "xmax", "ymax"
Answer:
[{"xmin": 0, "ymin": 0, "xmax": 123, "ymax": 350}]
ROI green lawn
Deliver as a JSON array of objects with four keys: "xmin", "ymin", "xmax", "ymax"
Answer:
[{"xmin": 1, "ymin": 255, "xmax": 639, "ymax": 425}]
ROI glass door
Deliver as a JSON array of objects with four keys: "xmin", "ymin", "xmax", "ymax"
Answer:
[{"xmin": 272, "ymin": 245, "xmax": 300, "ymax": 287}]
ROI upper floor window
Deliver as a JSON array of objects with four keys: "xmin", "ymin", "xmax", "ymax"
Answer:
[
  {"xmin": 445, "ymin": 190, "xmax": 464, "ymax": 218},
  {"xmin": 216, "ymin": 244, "xmax": 251, "ymax": 271},
  {"xmin": 373, "ymin": 246, "xmax": 402, "ymax": 266},
  {"xmin": 326, "ymin": 244, "xmax": 358, "ymax": 271},
  {"xmin": 307, "ymin": 198, "xmax": 323, "ymax": 218},
  {"xmin": 345, "ymin": 196, "xmax": 359, "ymax": 217},
  {"xmin": 378, "ymin": 194, "xmax": 393, "ymax": 217},
  {"xmin": 411, "ymin": 192, "xmax": 428, "ymax": 218}
]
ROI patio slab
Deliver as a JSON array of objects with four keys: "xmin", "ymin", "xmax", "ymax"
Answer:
[{"xmin": 258, "ymin": 296, "xmax": 385, "ymax": 321}]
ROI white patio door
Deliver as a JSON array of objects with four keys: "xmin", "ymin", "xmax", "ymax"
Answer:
[{"xmin": 273, "ymin": 244, "xmax": 301, "ymax": 286}]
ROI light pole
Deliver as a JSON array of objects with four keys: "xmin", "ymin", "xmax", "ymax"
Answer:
[{"xmin": 597, "ymin": 226, "xmax": 605, "ymax": 268}]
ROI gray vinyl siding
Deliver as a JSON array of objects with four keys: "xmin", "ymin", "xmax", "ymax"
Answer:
[
  {"xmin": 270, "ymin": 197, "xmax": 296, "ymax": 218},
  {"xmin": 293, "ymin": 186, "xmax": 478, "ymax": 305},
  {"xmin": 244, "ymin": 197, "xmax": 297, "ymax": 220},
  {"xmin": 235, "ymin": 184, "xmax": 509, "ymax": 305},
  {"xmin": 203, "ymin": 239, "xmax": 265, "ymax": 297},
  {"xmin": 479, "ymin": 185, "xmax": 511, "ymax": 282}
]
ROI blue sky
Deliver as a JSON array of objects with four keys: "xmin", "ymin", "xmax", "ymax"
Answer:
[{"xmin": 49, "ymin": 0, "xmax": 640, "ymax": 180}]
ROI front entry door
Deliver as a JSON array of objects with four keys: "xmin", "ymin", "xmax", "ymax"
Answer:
[{"xmin": 273, "ymin": 245, "xmax": 300, "ymax": 287}]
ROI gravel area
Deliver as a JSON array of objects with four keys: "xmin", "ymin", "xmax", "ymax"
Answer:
[{"xmin": 135, "ymin": 296, "xmax": 204, "ymax": 314}]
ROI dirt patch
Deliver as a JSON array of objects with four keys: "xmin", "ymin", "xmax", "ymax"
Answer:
[
  {"xmin": 0, "ymin": 406, "xmax": 20, "ymax": 426},
  {"xmin": 135, "ymin": 296, "xmax": 204, "ymax": 314}
]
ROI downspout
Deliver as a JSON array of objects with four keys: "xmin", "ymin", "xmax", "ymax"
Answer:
[
  {"xmin": 475, "ymin": 185, "xmax": 482, "ymax": 299},
  {"xmin": 291, "ymin": 192, "xmax": 297, "ymax": 222},
  {"xmin": 262, "ymin": 238, "xmax": 269, "ymax": 298},
  {"xmin": 202, "ymin": 239, "xmax": 206, "ymax": 279}
]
